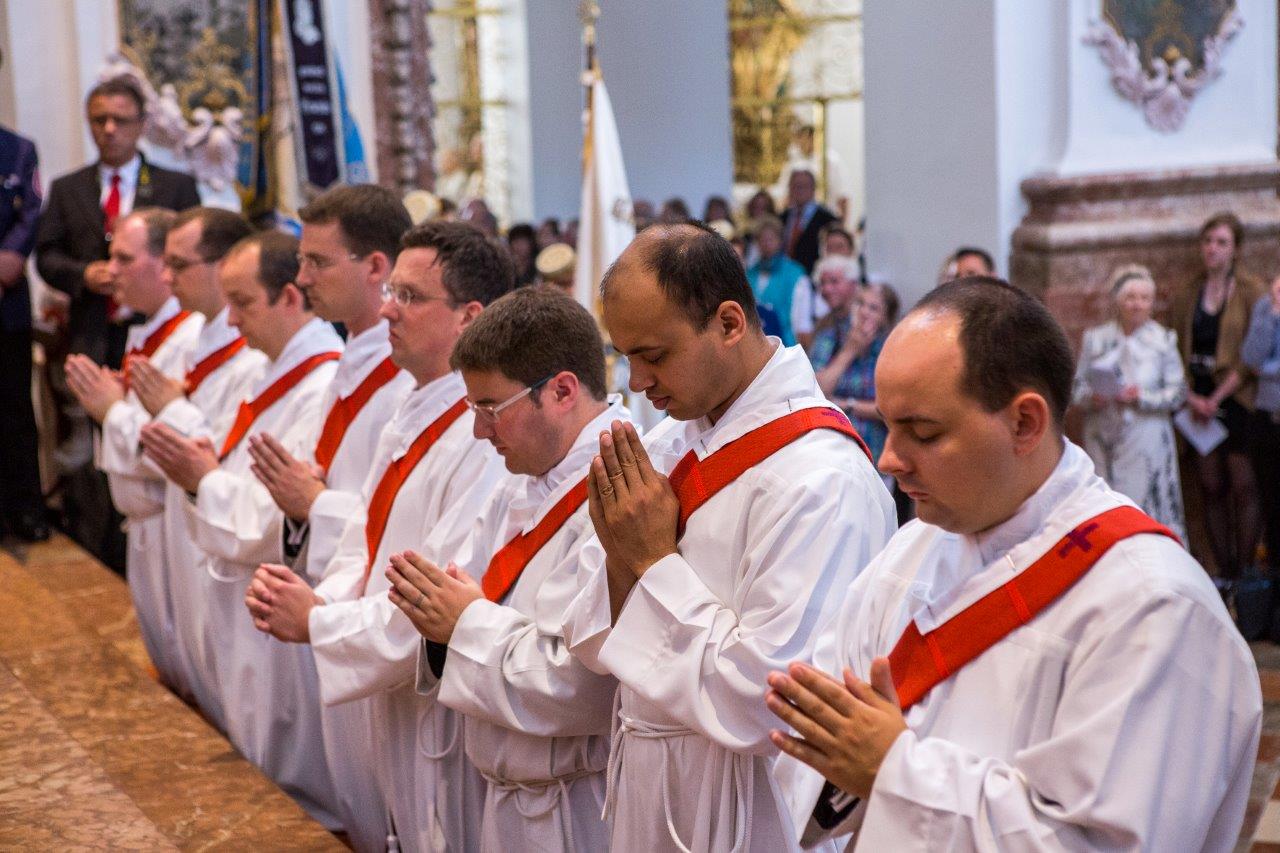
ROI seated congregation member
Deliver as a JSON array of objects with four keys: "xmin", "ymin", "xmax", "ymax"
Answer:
[
  {"xmin": 123, "ymin": 206, "xmax": 264, "ymax": 731},
  {"xmin": 746, "ymin": 215, "xmax": 820, "ymax": 349},
  {"xmin": 561, "ymin": 222, "xmax": 896, "ymax": 852},
  {"xmin": 937, "ymin": 245, "xmax": 995, "ymax": 284},
  {"xmin": 387, "ymin": 285, "xmax": 632, "ymax": 851},
  {"xmin": 810, "ymin": 261, "xmax": 899, "ymax": 467},
  {"xmin": 140, "ymin": 232, "xmax": 342, "ymax": 826},
  {"xmin": 767, "ymin": 277, "xmax": 1261, "ymax": 852},
  {"xmin": 63, "ymin": 208, "xmax": 202, "ymax": 697},
  {"xmin": 1072, "ymin": 265, "xmax": 1187, "ymax": 541},
  {"xmin": 245, "ymin": 221, "xmax": 515, "ymax": 853},
  {"xmin": 239, "ymin": 184, "xmax": 414, "ymax": 845}
]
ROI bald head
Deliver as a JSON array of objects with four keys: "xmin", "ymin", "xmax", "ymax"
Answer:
[{"xmin": 603, "ymin": 222, "xmax": 760, "ymax": 332}]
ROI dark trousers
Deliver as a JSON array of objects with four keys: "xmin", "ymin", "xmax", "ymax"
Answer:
[
  {"xmin": 1252, "ymin": 411, "xmax": 1280, "ymax": 570},
  {"xmin": 0, "ymin": 327, "xmax": 44, "ymax": 525}
]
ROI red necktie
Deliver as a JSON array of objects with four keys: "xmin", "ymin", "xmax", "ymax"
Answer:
[
  {"xmin": 103, "ymin": 172, "xmax": 121, "ymax": 234},
  {"xmin": 786, "ymin": 209, "xmax": 803, "ymax": 256},
  {"xmin": 102, "ymin": 172, "xmax": 122, "ymax": 319}
]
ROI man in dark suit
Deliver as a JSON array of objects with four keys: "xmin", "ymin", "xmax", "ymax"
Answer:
[
  {"xmin": 0, "ymin": 125, "xmax": 48, "ymax": 541},
  {"xmin": 780, "ymin": 168, "xmax": 839, "ymax": 275},
  {"xmin": 36, "ymin": 77, "xmax": 201, "ymax": 366},
  {"xmin": 35, "ymin": 76, "xmax": 200, "ymax": 568}
]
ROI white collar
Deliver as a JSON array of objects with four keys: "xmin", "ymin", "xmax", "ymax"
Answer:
[
  {"xmin": 513, "ymin": 395, "xmax": 630, "ymax": 523},
  {"xmin": 333, "ymin": 319, "xmax": 393, "ymax": 397},
  {"xmin": 911, "ymin": 441, "xmax": 1115, "ymax": 631},
  {"xmin": 389, "ymin": 371, "xmax": 467, "ymax": 439},
  {"xmin": 193, "ymin": 306, "xmax": 242, "ymax": 359},
  {"xmin": 127, "ymin": 295, "xmax": 183, "ymax": 346},
  {"xmin": 98, "ymin": 154, "xmax": 142, "ymax": 186},
  {"xmin": 650, "ymin": 340, "xmax": 833, "ymax": 463},
  {"xmin": 256, "ymin": 317, "xmax": 344, "ymax": 392},
  {"xmin": 971, "ymin": 439, "xmax": 1082, "ymax": 567}
]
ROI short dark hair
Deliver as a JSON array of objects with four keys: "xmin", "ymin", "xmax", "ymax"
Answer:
[
  {"xmin": 1199, "ymin": 211, "xmax": 1243, "ymax": 249},
  {"xmin": 172, "ymin": 207, "xmax": 255, "ymax": 263},
  {"xmin": 299, "ymin": 184, "xmax": 412, "ymax": 263},
  {"xmin": 506, "ymin": 223, "xmax": 536, "ymax": 246},
  {"xmin": 450, "ymin": 285, "xmax": 607, "ymax": 400},
  {"xmin": 953, "ymin": 246, "xmax": 995, "ymax": 274},
  {"xmin": 400, "ymin": 220, "xmax": 516, "ymax": 307},
  {"xmin": 123, "ymin": 207, "xmax": 176, "ymax": 257},
  {"xmin": 228, "ymin": 231, "xmax": 302, "ymax": 305},
  {"xmin": 86, "ymin": 78, "xmax": 146, "ymax": 116},
  {"xmin": 602, "ymin": 222, "xmax": 760, "ymax": 331},
  {"xmin": 912, "ymin": 276, "xmax": 1074, "ymax": 426}
]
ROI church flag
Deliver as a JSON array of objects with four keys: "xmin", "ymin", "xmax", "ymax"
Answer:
[{"xmin": 572, "ymin": 72, "xmax": 634, "ymax": 313}]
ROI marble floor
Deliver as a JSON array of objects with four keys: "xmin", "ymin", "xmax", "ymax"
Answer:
[
  {"xmin": 4, "ymin": 532, "xmax": 1278, "ymax": 850},
  {"xmin": 1243, "ymin": 643, "xmax": 1280, "ymax": 852},
  {"xmin": 0, "ymin": 533, "xmax": 343, "ymax": 851}
]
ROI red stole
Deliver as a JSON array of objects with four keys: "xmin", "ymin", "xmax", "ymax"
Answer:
[
  {"xmin": 314, "ymin": 356, "xmax": 400, "ymax": 476},
  {"xmin": 122, "ymin": 310, "xmax": 193, "ymax": 385},
  {"xmin": 667, "ymin": 406, "xmax": 870, "ymax": 538},
  {"xmin": 183, "ymin": 337, "xmax": 247, "ymax": 396},
  {"xmin": 358, "ymin": 398, "xmax": 468, "ymax": 595},
  {"xmin": 887, "ymin": 505, "xmax": 1179, "ymax": 713},
  {"xmin": 478, "ymin": 406, "xmax": 868, "ymax": 605},
  {"xmin": 481, "ymin": 479, "xmax": 588, "ymax": 603},
  {"xmin": 218, "ymin": 351, "xmax": 341, "ymax": 460}
]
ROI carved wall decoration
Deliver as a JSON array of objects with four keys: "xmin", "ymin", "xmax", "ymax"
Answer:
[
  {"xmin": 728, "ymin": 0, "xmax": 861, "ymax": 197},
  {"xmin": 367, "ymin": 0, "xmax": 436, "ymax": 196},
  {"xmin": 116, "ymin": 1, "xmax": 257, "ymax": 209},
  {"xmin": 1084, "ymin": 0, "xmax": 1243, "ymax": 132}
]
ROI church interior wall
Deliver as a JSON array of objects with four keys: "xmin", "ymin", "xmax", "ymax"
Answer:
[
  {"xmin": 861, "ymin": 0, "xmax": 1002, "ymax": 301},
  {"xmin": 525, "ymin": 0, "xmax": 733, "ymax": 222}
]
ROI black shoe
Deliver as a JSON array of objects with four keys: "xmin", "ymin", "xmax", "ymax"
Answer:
[{"xmin": 10, "ymin": 512, "xmax": 51, "ymax": 543}]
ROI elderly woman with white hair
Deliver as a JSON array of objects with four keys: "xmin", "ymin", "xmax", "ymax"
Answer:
[
  {"xmin": 1072, "ymin": 264, "xmax": 1187, "ymax": 540},
  {"xmin": 809, "ymin": 255, "xmax": 899, "ymax": 464}
]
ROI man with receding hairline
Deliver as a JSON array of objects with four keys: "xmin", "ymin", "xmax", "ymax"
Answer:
[
  {"xmin": 63, "ymin": 207, "xmax": 203, "ymax": 697},
  {"xmin": 562, "ymin": 222, "xmax": 895, "ymax": 851},
  {"xmin": 245, "ymin": 221, "xmax": 515, "ymax": 852},
  {"xmin": 767, "ymin": 277, "xmax": 1261, "ymax": 852},
  {"xmin": 130, "ymin": 206, "xmax": 266, "ymax": 731}
]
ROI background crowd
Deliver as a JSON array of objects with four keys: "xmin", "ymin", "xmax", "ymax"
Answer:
[{"xmin": 2, "ymin": 76, "xmax": 1280, "ymax": 647}]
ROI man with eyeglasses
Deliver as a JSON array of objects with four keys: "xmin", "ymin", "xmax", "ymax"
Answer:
[
  {"xmin": 62, "ymin": 208, "xmax": 203, "ymax": 697},
  {"xmin": 244, "ymin": 184, "xmax": 414, "ymax": 573},
  {"xmin": 116, "ymin": 206, "xmax": 265, "ymax": 731},
  {"xmin": 386, "ymin": 285, "xmax": 632, "ymax": 852},
  {"xmin": 140, "ymin": 231, "xmax": 343, "ymax": 827},
  {"xmin": 245, "ymin": 221, "xmax": 514, "ymax": 852},
  {"xmin": 35, "ymin": 76, "xmax": 200, "ymax": 567}
]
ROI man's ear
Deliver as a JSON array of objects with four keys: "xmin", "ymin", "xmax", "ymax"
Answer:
[
  {"xmin": 716, "ymin": 300, "xmax": 750, "ymax": 347},
  {"xmin": 457, "ymin": 300, "xmax": 484, "ymax": 329},
  {"xmin": 546, "ymin": 370, "xmax": 581, "ymax": 410},
  {"xmin": 1007, "ymin": 391, "xmax": 1052, "ymax": 457},
  {"xmin": 367, "ymin": 251, "xmax": 393, "ymax": 285}
]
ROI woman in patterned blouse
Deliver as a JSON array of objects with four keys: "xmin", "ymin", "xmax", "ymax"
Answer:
[{"xmin": 809, "ymin": 255, "xmax": 899, "ymax": 465}]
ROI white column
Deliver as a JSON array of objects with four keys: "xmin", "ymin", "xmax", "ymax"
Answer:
[{"xmin": 0, "ymin": 0, "xmax": 120, "ymax": 181}]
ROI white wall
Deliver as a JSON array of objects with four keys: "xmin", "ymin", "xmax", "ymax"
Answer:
[
  {"xmin": 863, "ymin": 0, "xmax": 1277, "ymax": 307},
  {"xmin": 0, "ymin": 0, "xmax": 120, "ymax": 181},
  {"xmin": 861, "ymin": 0, "xmax": 1001, "ymax": 301},
  {"xmin": 1058, "ymin": 0, "xmax": 1277, "ymax": 176},
  {"xmin": 523, "ymin": 0, "xmax": 733, "ymax": 221}
]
